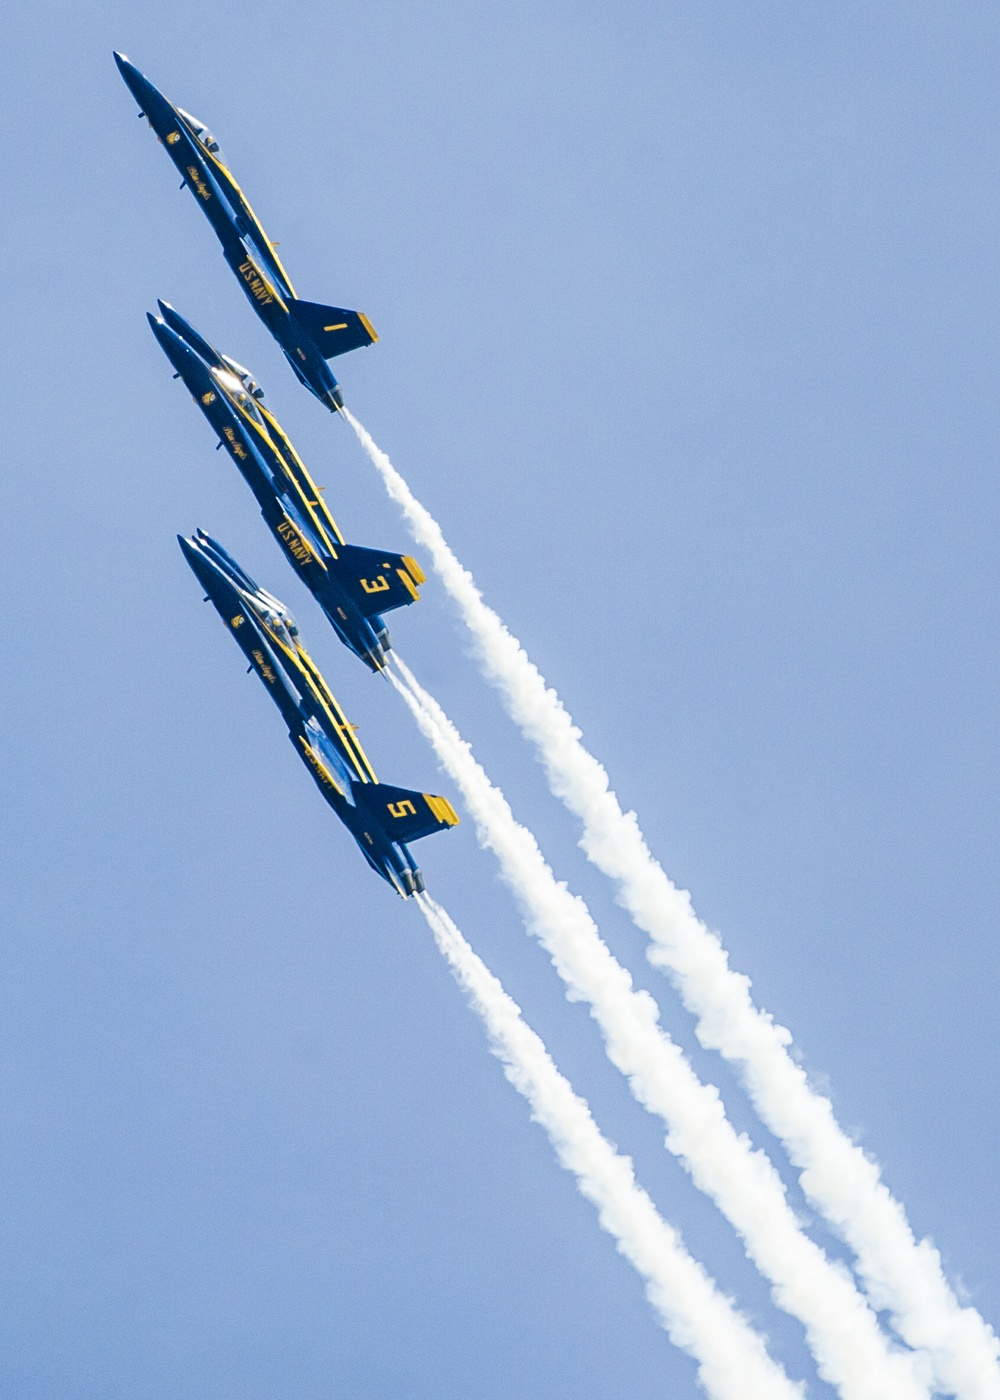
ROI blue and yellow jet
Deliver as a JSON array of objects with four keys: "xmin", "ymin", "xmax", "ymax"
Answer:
[
  {"xmin": 150, "ymin": 303, "xmax": 424, "ymax": 672},
  {"xmin": 115, "ymin": 52, "xmax": 376, "ymax": 413},
  {"xmin": 181, "ymin": 531, "xmax": 458, "ymax": 898}
]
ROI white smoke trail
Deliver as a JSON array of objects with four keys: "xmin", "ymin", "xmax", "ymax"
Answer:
[
  {"xmin": 415, "ymin": 891, "xmax": 803, "ymax": 1400},
  {"xmin": 392, "ymin": 658, "xmax": 928, "ymax": 1400},
  {"xmin": 343, "ymin": 407, "xmax": 1000, "ymax": 1400}
]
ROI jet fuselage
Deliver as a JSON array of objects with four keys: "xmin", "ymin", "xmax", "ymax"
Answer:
[
  {"xmin": 180, "ymin": 532, "xmax": 457, "ymax": 897},
  {"xmin": 150, "ymin": 306, "xmax": 425, "ymax": 672},
  {"xmin": 115, "ymin": 52, "xmax": 377, "ymax": 412}
]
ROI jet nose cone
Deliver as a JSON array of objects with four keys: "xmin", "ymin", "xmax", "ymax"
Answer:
[
  {"xmin": 113, "ymin": 52, "xmax": 161, "ymax": 109},
  {"xmin": 177, "ymin": 533, "xmax": 199, "ymax": 565},
  {"xmin": 146, "ymin": 311, "xmax": 176, "ymax": 352},
  {"xmin": 147, "ymin": 313, "xmax": 196, "ymax": 381},
  {"xmin": 113, "ymin": 51, "xmax": 140, "ymax": 85}
]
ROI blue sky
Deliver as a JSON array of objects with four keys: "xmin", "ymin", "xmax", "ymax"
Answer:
[{"xmin": 2, "ymin": 3, "xmax": 999, "ymax": 1396}]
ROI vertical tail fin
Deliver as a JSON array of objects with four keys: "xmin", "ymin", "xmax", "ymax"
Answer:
[
  {"xmin": 288, "ymin": 300, "xmax": 378, "ymax": 359},
  {"xmin": 354, "ymin": 783, "xmax": 459, "ymax": 843}
]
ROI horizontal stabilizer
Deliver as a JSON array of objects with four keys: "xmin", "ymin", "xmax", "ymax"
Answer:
[
  {"xmin": 356, "ymin": 783, "xmax": 459, "ymax": 844},
  {"xmin": 334, "ymin": 544, "xmax": 426, "ymax": 618},
  {"xmin": 288, "ymin": 300, "xmax": 378, "ymax": 360}
]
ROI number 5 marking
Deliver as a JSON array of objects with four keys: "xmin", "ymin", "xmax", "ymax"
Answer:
[{"xmin": 387, "ymin": 799, "xmax": 417, "ymax": 819}]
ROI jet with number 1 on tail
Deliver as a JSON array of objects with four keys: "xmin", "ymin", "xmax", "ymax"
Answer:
[
  {"xmin": 114, "ymin": 51, "xmax": 376, "ymax": 413},
  {"xmin": 180, "ymin": 531, "xmax": 458, "ymax": 898},
  {"xmin": 149, "ymin": 302, "xmax": 425, "ymax": 673}
]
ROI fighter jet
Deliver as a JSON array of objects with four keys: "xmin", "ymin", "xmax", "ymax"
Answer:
[
  {"xmin": 150, "ymin": 303, "xmax": 424, "ymax": 672},
  {"xmin": 180, "ymin": 531, "xmax": 458, "ymax": 898},
  {"xmin": 115, "ymin": 52, "xmax": 375, "ymax": 412}
]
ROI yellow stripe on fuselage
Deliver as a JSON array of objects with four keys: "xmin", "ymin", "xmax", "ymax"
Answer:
[
  {"xmin": 230, "ymin": 397, "xmax": 341, "ymax": 557},
  {"xmin": 193, "ymin": 135, "xmax": 298, "ymax": 296},
  {"xmin": 235, "ymin": 255, "xmax": 287, "ymax": 313},
  {"xmin": 256, "ymin": 402, "xmax": 346, "ymax": 548},
  {"xmin": 292, "ymin": 642, "xmax": 378, "ymax": 786},
  {"xmin": 257, "ymin": 618, "xmax": 377, "ymax": 787}
]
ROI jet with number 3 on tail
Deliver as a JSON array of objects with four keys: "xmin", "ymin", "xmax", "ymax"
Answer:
[
  {"xmin": 115, "ymin": 52, "xmax": 376, "ymax": 412},
  {"xmin": 180, "ymin": 531, "xmax": 458, "ymax": 898},
  {"xmin": 149, "ymin": 302, "xmax": 425, "ymax": 673}
]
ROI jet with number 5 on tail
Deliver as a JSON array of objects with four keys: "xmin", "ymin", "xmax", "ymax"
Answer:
[
  {"xmin": 180, "ymin": 531, "xmax": 458, "ymax": 898},
  {"xmin": 149, "ymin": 302, "xmax": 425, "ymax": 672},
  {"xmin": 115, "ymin": 52, "xmax": 376, "ymax": 413}
]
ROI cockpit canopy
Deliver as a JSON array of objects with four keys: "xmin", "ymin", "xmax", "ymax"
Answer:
[
  {"xmin": 221, "ymin": 355, "xmax": 265, "ymax": 402},
  {"xmin": 258, "ymin": 605, "xmax": 298, "ymax": 654},
  {"xmin": 211, "ymin": 366, "xmax": 265, "ymax": 425},
  {"xmin": 177, "ymin": 107, "xmax": 223, "ymax": 157},
  {"xmin": 254, "ymin": 589, "xmax": 297, "ymax": 634},
  {"xmin": 235, "ymin": 387, "xmax": 264, "ymax": 423}
]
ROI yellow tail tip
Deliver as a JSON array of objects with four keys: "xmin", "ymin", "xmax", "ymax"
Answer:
[
  {"xmin": 402, "ymin": 555, "xmax": 427, "ymax": 586},
  {"xmin": 425, "ymin": 795, "xmax": 460, "ymax": 827}
]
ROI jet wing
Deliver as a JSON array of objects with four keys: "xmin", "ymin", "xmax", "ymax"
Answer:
[{"xmin": 332, "ymin": 545, "xmax": 427, "ymax": 617}]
